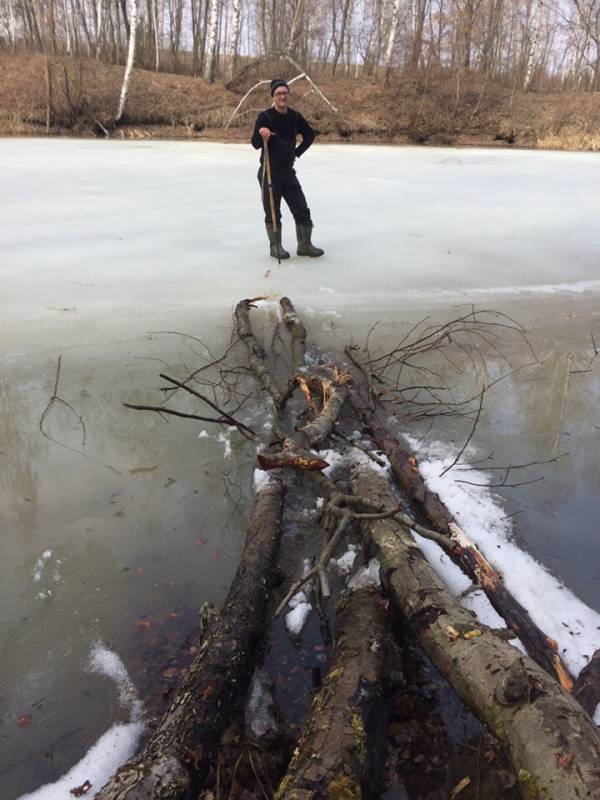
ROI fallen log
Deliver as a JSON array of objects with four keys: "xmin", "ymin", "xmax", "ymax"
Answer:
[
  {"xmin": 275, "ymin": 588, "xmax": 400, "ymax": 799},
  {"xmin": 95, "ymin": 478, "xmax": 284, "ymax": 800},
  {"xmin": 366, "ymin": 414, "xmax": 575, "ymax": 691},
  {"xmin": 350, "ymin": 464, "xmax": 600, "ymax": 800},
  {"xmin": 574, "ymin": 649, "xmax": 600, "ymax": 717}
]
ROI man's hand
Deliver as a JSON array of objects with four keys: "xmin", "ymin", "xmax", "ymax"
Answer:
[{"xmin": 259, "ymin": 127, "xmax": 271, "ymax": 141}]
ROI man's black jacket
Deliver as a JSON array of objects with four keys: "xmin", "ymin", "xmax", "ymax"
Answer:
[{"xmin": 251, "ymin": 106, "xmax": 315, "ymax": 174}]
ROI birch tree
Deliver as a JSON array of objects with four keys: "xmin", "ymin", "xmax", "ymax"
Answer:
[
  {"xmin": 383, "ymin": 0, "xmax": 402, "ymax": 82},
  {"xmin": 523, "ymin": 0, "xmax": 543, "ymax": 87},
  {"xmin": 115, "ymin": 0, "xmax": 138, "ymax": 122},
  {"xmin": 228, "ymin": 0, "xmax": 242, "ymax": 77},
  {"xmin": 204, "ymin": 0, "xmax": 219, "ymax": 82}
]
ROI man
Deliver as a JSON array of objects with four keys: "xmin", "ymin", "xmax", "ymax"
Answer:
[{"xmin": 251, "ymin": 78, "xmax": 324, "ymax": 260}]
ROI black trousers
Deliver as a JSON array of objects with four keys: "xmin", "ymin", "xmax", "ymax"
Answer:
[{"xmin": 257, "ymin": 167, "xmax": 313, "ymax": 227}]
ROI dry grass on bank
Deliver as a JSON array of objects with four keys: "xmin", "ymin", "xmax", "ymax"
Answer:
[{"xmin": 2, "ymin": 52, "xmax": 600, "ymax": 150}]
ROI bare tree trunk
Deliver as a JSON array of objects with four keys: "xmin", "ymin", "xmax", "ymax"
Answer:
[
  {"xmin": 115, "ymin": 0, "xmax": 138, "ymax": 122},
  {"xmin": 98, "ymin": 0, "xmax": 106, "ymax": 56},
  {"xmin": 523, "ymin": 0, "xmax": 543, "ymax": 89},
  {"xmin": 151, "ymin": 0, "xmax": 159, "ymax": 69},
  {"xmin": 228, "ymin": 0, "xmax": 242, "ymax": 77},
  {"xmin": 287, "ymin": 0, "xmax": 302, "ymax": 54},
  {"xmin": 383, "ymin": 0, "xmax": 401, "ymax": 83},
  {"xmin": 331, "ymin": 0, "xmax": 351, "ymax": 76},
  {"xmin": 204, "ymin": 0, "xmax": 219, "ymax": 82}
]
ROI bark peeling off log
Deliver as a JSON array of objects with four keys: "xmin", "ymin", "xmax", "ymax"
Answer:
[
  {"xmin": 95, "ymin": 480, "xmax": 285, "ymax": 800},
  {"xmin": 351, "ymin": 466, "xmax": 600, "ymax": 800},
  {"xmin": 368, "ymin": 417, "xmax": 574, "ymax": 691},
  {"xmin": 275, "ymin": 588, "xmax": 400, "ymax": 799}
]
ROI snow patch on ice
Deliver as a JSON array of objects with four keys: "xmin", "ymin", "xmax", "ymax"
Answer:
[
  {"xmin": 319, "ymin": 286, "xmax": 335, "ymax": 294},
  {"xmin": 332, "ymin": 544, "xmax": 357, "ymax": 575},
  {"xmin": 89, "ymin": 643, "xmax": 144, "ymax": 722},
  {"xmin": 285, "ymin": 560, "xmax": 313, "ymax": 635},
  {"xmin": 218, "ymin": 431, "xmax": 232, "ymax": 458},
  {"xmin": 403, "ymin": 435, "xmax": 600, "ymax": 677},
  {"xmin": 197, "ymin": 430, "xmax": 209, "ymax": 438},
  {"xmin": 253, "ymin": 469, "xmax": 272, "ymax": 493},
  {"xmin": 285, "ymin": 596, "xmax": 312, "ymax": 635},
  {"xmin": 17, "ymin": 723, "xmax": 145, "ymax": 800},
  {"xmin": 17, "ymin": 643, "xmax": 144, "ymax": 800},
  {"xmin": 593, "ymin": 703, "xmax": 600, "ymax": 726},
  {"xmin": 349, "ymin": 558, "xmax": 381, "ymax": 589},
  {"xmin": 246, "ymin": 668, "xmax": 278, "ymax": 739},
  {"xmin": 32, "ymin": 550, "xmax": 52, "ymax": 581}
]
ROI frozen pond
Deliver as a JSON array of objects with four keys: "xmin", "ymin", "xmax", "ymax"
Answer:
[{"xmin": 2, "ymin": 138, "xmax": 600, "ymax": 798}]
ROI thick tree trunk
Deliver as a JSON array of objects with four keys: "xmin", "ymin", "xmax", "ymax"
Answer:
[
  {"xmin": 275, "ymin": 588, "xmax": 400, "ymax": 798},
  {"xmin": 350, "ymin": 465, "xmax": 600, "ymax": 800},
  {"xmin": 95, "ymin": 479, "xmax": 285, "ymax": 800},
  {"xmin": 366, "ymin": 415, "xmax": 575, "ymax": 691}
]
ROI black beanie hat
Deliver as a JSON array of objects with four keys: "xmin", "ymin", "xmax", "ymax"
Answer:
[{"xmin": 270, "ymin": 79, "xmax": 289, "ymax": 96}]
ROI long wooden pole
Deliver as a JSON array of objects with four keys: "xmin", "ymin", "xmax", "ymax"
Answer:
[{"xmin": 262, "ymin": 138, "xmax": 280, "ymax": 264}]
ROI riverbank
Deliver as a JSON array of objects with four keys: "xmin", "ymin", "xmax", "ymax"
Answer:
[{"xmin": 3, "ymin": 53, "xmax": 600, "ymax": 150}]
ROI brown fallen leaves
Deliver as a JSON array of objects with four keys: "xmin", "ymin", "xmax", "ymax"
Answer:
[
  {"xmin": 555, "ymin": 751, "xmax": 574, "ymax": 769},
  {"xmin": 70, "ymin": 780, "xmax": 92, "ymax": 796},
  {"xmin": 450, "ymin": 776, "xmax": 471, "ymax": 798}
]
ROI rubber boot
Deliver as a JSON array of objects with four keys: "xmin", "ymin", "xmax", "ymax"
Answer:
[
  {"xmin": 296, "ymin": 224, "xmax": 324, "ymax": 257},
  {"xmin": 266, "ymin": 224, "xmax": 290, "ymax": 260}
]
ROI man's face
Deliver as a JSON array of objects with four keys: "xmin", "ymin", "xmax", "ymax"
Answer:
[{"xmin": 273, "ymin": 87, "xmax": 290, "ymax": 112}]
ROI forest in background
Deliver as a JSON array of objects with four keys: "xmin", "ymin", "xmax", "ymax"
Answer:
[{"xmin": 1, "ymin": 0, "xmax": 600, "ymax": 146}]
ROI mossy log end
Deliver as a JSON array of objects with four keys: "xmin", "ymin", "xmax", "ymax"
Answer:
[
  {"xmin": 275, "ymin": 588, "xmax": 401, "ymax": 800},
  {"xmin": 95, "ymin": 479, "xmax": 285, "ymax": 800},
  {"xmin": 368, "ymin": 418, "xmax": 574, "ymax": 690},
  {"xmin": 351, "ymin": 466, "xmax": 600, "ymax": 800}
]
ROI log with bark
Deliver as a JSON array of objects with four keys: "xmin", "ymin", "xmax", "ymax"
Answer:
[
  {"xmin": 275, "ymin": 587, "xmax": 401, "ymax": 799},
  {"xmin": 95, "ymin": 478, "xmax": 284, "ymax": 800},
  {"xmin": 365, "ymin": 412, "xmax": 575, "ymax": 692},
  {"xmin": 350, "ymin": 464, "xmax": 600, "ymax": 800}
]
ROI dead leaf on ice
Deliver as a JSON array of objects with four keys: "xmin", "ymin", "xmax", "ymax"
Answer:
[
  {"xmin": 446, "ymin": 626, "xmax": 460, "ymax": 640},
  {"xmin": 450, "ymin": 776, "xmax": 471, "ymax": 798},
  {"xmin": 70, "ymin": 780, "xmax": 92, "ymax": 796}
]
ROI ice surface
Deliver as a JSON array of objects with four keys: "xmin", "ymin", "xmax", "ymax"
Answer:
[
  {"xmin": 17, "ymin": 643, "xmax": 144, "ymax": 800},
  {"xmin": 4, "ymin": 139, "xmax": 600, "ymax": 795},
  {"xmin": 594, "ymin": 704, "xmax": 600, "ymax": 726},
  {"xmin": 17, "ymin": 722, "xmax": 145, "ymax": 800},
  {"xmin": 403, "ymin": 436, "xmax": 600, "ymax": 677},
  {"xmin": 5, "ymin": 140, "xmax": 600, "ymax": 356},
  {"xmin": 32, "ymin": 550, "xmax": 52, "ymax": 581}
]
